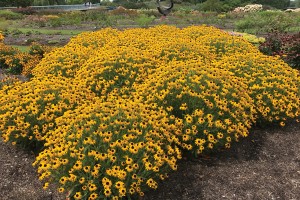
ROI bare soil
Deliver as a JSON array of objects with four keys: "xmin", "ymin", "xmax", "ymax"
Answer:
[{"xmin": 1, "ymin": 120, "xmax": 299, "ymax": 200}]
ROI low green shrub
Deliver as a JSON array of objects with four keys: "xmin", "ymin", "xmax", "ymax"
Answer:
[
  {"xmin": 197, "ymin": 0, "xmax": 225, "ymax": 13},
  {"xmin": 0, "ymin": 10, "xmax": 23, "ymax": 20},
  {"xmin": 235, "ymin": 11, "xmax": 300, "ymax": 33},
  {"xmin": 137, "ymin": 9, "xmax": 161, "ymax": 18},
  {"xmin": 197, "ymin": 0, "xmax": 243, "ymax": 12},
  {"xmin": 135, "ymin": 14, "xmax": 155, "ymax": 27}
]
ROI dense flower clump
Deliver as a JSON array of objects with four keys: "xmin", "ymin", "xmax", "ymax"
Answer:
[
  {"xmin": 0, "ymin": 25, "xmax": 299, "ymax": 199},
  {"xmin": 0, "ymin": 37, "xmax": 52, "ymax": 75}
]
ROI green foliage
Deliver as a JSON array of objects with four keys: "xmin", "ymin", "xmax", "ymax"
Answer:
[
  {"xmin": 1, "ymin": 0, "xmax": 34, "ymax": 7},
  {"xmin": 221, "ymin": 0, "xmax": 242, "ymax": 10},
  {"xmin": 135, "ymin": 14, "xmax": 155, "ymax": 27},
  {"xmin": 0, "ymin": 10, "xmax": 23, "ymax": 20},
  {"xmin": 197, "ymin": 0, "xmax": 247, "ymax": 12},
  {"xmin": 45, "ymin": 10, "xmax": 123, "ymax": 28},
  {"xmin": 0, "ymin": 19, "xmax": 10, "ymax": 31},
  {"xmin": 47, "ymin": 0, "xmax": 65, "ymax": 5},
  {"xmin": 0, "ymin": 0, "xmax": 11, "ymax": 7},
  {"xmin": 290, "ymin": 0, "xmax": 300, "ymax": 8},
  {"xmin": 296, "ymin": 0, "xmax": 300, "ymax": 8},
  {"xmin": 197, "ymin": 0, "xmax": 225, "ymax": 12},
  {"xmin": 66, "ymin": 0, "xmax": 84, "ymax": 4},
  {"xmin": 235, "ymin": 11, "xmax": 300, "ymax": 33},
  {"xmin": 33, "ymin": 0, "xmax": 67, "ymax": 5},
  {"xmin": 253, "ymin": 0, "xmax": 290, "ymax": 9}
]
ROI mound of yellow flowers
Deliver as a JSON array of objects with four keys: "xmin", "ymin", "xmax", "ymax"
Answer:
[{"xmin": 1, "ymin": 25, "xmax": 299, "ymax": 199}]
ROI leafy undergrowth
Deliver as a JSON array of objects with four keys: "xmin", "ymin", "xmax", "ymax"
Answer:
[{"xmin": 0, "ymin": 25, "xmax": 299, "ymax": 200}]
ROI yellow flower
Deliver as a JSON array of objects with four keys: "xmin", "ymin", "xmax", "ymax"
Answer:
[
  {"xmin": 195, "ymin": 138, "xmax": 206, "ymax": 146},
  {"xmin": 88, "ymin": 184, "xmax": 97, "ymax": 192},
  {"xmin": 79, "ymin": 177, "xmax": 85, "ymax": 184},
  {"xmin": 58, "ymin": 187, "xmax": 64, "ymax": 193},
  {"xmin": 185, "ymin": 114, "xmax": 193, "ymax": 124},
  {"xmin": 59, "ymin": 177, "xmax": 67, "ymax": 185},
  {"xmin": 74, "ymin": 192, "xmax": 82, "ymax": 200},
  {"xmin": 115, "ymin": 181, "xmax": 125, "ymax": 189},
  {"xmin": 217, "ymin": 132, "xmax": 224, "ymax": 139},
  {"xmin": 43, "ymin": 182, "xmax": 49, "ymax": 189},
  {"xmin": 88, "ymin": 193, "xmax": 98, "ymax": 200},
  {"xmin": 119, "ymin": 188, "xmax": 126, "ymax": 197},
  {"xmin": 102, "ymin": 177, "xmax": 112, "ymax": 189}
]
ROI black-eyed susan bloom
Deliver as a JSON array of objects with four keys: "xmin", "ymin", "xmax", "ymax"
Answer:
[{"xmin": 73, "ymin": 192, "xmax": 82, "ymax": 199}]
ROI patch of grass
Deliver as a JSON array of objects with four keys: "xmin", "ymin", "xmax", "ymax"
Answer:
[
  {"xmin": 0, "ymin": 10, "xmax": 23, "ymax": 20},
  {"xmin": 0, "ymin": 19, "xmax": 12, "ymax": 31},
  {"xmin": 286, "ymin": 26, "xmax": 300, "ymax": 33},
  {"xmin": 10, "ymin": 45, "xmax": 30, "ymax": 52}
]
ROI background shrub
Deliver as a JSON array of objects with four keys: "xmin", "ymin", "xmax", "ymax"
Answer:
[
  {"xmin": 0, "ymin": 10, "xmax": 23, "ymax": 20},
  {"xmin": 197, "ymin": 0, "xmax": 225, "ymax": 12},
  {"xmin": 259, "ymin": 31, "xmax": 300, "ymax": 69},
  {"xmin": 0, "ymin": 0, "xmax": 33, "ymax": 7},
  {"xmin": 235, "ymin": 11, "xmax": 299, "ymax": 33},
  {"xmin": 135, "ymin": 14, "xmax": 155, "ymax": 27}
]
